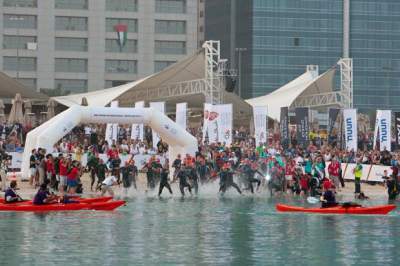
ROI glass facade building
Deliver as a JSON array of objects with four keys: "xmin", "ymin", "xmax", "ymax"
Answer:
[{"xmin": 205, "ymin": 0, "xmax": 400, "ymax": 111}]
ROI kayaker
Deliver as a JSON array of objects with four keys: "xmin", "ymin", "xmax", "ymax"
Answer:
[
  {"xmin": 320, "ymin": 183, "xmax": 338, "ymax": 208},
  {"xmin": 4, "ymin": 181, "xmax": 23, "ymax": 203},
  {"xmin": 101, "ymin": 175, "xmax": 118, "ymax": 196},
  {"xmin": 33, "ymin": 183, "xmax": 57, "ymax": 205}
]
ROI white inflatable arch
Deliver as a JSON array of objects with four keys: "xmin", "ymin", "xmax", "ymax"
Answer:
[{"xmin": 21, "ymin": 105, "xmax": 198, "ymax": 179}]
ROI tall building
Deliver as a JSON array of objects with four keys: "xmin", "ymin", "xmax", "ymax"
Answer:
[
  {"xmin": 205, "ymin": 0, "xmax": 400, "ymax": 111},
  {"xmin": 0, "ymin": 0, "xmax": 200, "ymax": 94}
]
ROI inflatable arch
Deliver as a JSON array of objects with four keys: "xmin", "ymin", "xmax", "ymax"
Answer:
[{"xmin": 21, "ymin": 105, "xmax": 198, "ymax": 179}]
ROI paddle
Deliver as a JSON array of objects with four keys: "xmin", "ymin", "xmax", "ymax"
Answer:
[{"xmin": 307, "ymin": 196, "xmax": 362, "ymax": 208}]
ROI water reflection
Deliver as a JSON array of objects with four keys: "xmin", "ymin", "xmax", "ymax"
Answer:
[{"xmin": 0, "ymin": 198, "xmax": 399, "ymax": 265}]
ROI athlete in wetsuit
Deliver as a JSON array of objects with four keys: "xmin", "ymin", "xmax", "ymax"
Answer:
[{"xmin": 219, "ymin": 163, "xmax": 242, "ymax": 195}]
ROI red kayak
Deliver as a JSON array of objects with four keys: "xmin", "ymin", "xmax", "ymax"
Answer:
[
  {"xmin": 276, "ymin": 204, "xmax": 396, "ymax": 215},
  {"xmin": 0, "ymin": 200, "xmax": 125, "ymax": 212},
  {"xmin": 0, "ymin": 196, "xmax": 113, "ymax": 205}
]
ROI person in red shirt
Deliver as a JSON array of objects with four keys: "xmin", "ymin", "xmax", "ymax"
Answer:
[
  {"xmin": 58, "ymin": 157, "xmax": 69, "ymax": 193},
  {"xmin": 107, "ymin": 145, "xmax": 119, "ymax": 160},
  {"xmin": 67, "ymin": 161, "xmax": 80, "ymax": 194},
  {"xmin": 328, "ymin": 157, "xmax": 341, "ymax": 190},
  {"xmin": 45, "ymin": 154, "xmax": 55, "ymax": 188},
  {"xmin": 300, "ymin": 174, "xmax": 310, "ymax": 196},
  {"xmin": 322, "ymin": 178, "xmax": 334, "ymax": 192}
]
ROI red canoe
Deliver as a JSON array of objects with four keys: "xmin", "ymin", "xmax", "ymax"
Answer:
[
  {"xmin": 276, "ymin": 204, "xmax": 396, "ymax": 215},
  {"xmin": 0, "ymin": 200, "xmax": 126, "ymax": 212},
  {"xmin": 0, "ymin": 196, "xmax": 113, "ymax": 205}
]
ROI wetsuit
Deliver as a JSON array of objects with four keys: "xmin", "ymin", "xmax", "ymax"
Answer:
[
  {"xmin": 158, "ymin": 168, "xmax": 173, "ymax": 196},
  {"xmin": 187, "ymin": 166, "xmax": 199, "ymax": 194},
  {"xmin": 87, "ymin": 153, "xmax": 99, "ymax": 190},
  {"xmin": 177, "ymin": 169, "xmax": 192, "ymax": 196},
  {"xmin": 196, "ymin": 163, "xmax": 210, "ymax": 184},
  {"xmin": 122, "ymin": 164, "xmax": 138, "ymax": 190},
  {"xmin": 386, "ymin": 178, "xmax": 398, "ymax": 200},
  {"xmin": 96, "ymin": 163, "xmax": 107, "ymax": 190},
  {"xmin": 240, "ymin": 164, "xmax": 261, "ymax": 193},
  {"xmin": 219, "ymin": 169, "xmax": 242, "ymax": 195}
]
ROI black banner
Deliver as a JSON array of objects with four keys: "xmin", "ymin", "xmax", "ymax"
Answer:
[
  {"xmin": 295, "ymin": 107, "xmax": 309, "ymax": 147},
  {"xmin": 395, "ymin": 112, "xmax": 400, "ymax": 149},
  {"xmin": 328, "ymin": 108, "xmax": 340, "ymax": 144},
  {"xmin": 280, "ymin": 107, "xmax": 289, "ymax": 149}
]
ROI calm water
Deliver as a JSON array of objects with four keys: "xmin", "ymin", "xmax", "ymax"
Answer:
[{"xmin": 0, "ymin": 188, "xmax": 399, "ymax": 266}]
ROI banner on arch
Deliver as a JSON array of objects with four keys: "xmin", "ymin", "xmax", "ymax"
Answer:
[{"xmin": 131, "ymin": 101, "xmax": 145, "ymax": 141}]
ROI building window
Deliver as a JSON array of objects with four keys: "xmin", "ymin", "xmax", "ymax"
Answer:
[
  {"xmin": 106, "ymin": 18, "xmax": 138, "ymax": 33},
  {"xmin": 106, "ymin": 0, "xmax": 138, "ymax": 12},
  {"xmin": 16, "ymin": 78, "xmax": 36, "ymax": 89},
  {"xmin": 155, "ymin": 41, "xmax": 186, "ymax": 54},
  {"xmin": 105, "ymin": 60, "xmax": 137, "ymax": 73},
  {"xmin": 155, "ymin": 0, "xmax": 186, "ymax": 13},
  {"xmin": 55, "ymin": 16, "xmax": 88, "ymax": 31},
  {"xmin": 154, "ymin": 61, "xmax": 176, "ymax": 72},
  {"xmin": 3, "ymin": 14, "xmax": 37, "ymax": 29},
  {"xmin": 55, "ymin": 58, "xmax": 87, "ymax": 73},
  {"xmin": 55, "ymin": 0, "xmax": 88, "ymax": 10},
  {"xmin": 105, "ymin": 39, "xmax": 137, "ymax": 53},
  {"xmin": 105, "ymin": 80, "xmax": 130, "ymax": 88},
  {"xmin": 3, "ymin": 35, "xmax": 37, "ymax": 50},
  {"xmin": 3, "ymin": 0, "xmax": 37, "ymax": 8},
  {"xmin": 55, "ymin": 37, "xmax": 88, "ymax": 52},
  {"xmin": 55, "ymin": 79, "xmax": 88, "ymax": 93},
  {"xmin": 3, "ymin": 56, "xmax": 36, "ymax": 71},
  {"xmin": 155, "ymin": 20, "xmax": 186, "ymax": 34}
]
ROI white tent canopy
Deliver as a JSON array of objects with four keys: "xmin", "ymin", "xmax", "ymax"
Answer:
[
  {"xmin": 246, "ymin": 68, "xmax": 336, "ymax": 121},
  {"xmin": 52, "ymin": 49, "xmax": 253, "ymax": 118}
]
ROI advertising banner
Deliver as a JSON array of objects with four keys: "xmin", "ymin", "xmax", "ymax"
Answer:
[
  {"xmin": 395, "ymin": 112, "xmax": 400, "ymax": 149},
  {"xmin": 149, "ymin": 102, "xmax": 165, "ymax": 149},
  {"xmin": 217, "ymin": 104, "xmax": 233, "ymax": 146},
  {"xmin": 131, "ymin": 101, "xmax": 145, "ymax": 141},
  {"xmin": 280, "ymin": 107, "xmax": 289, "ymax": 149},
  {"xmin": 176, "ymin": 103, "xmax": 187, "ymax": 131},
  {"xmin": 203, "ymin": 103, "xmax": 218, "ymax": 144},
  {"xmin": 295, "ymin": 107, "xmax": 309, "ymax": 147},
  {"xmin": 378, "ymin": 110, "xmax": 391, "ymax": 151},
  {"xmin": 343, "ymin": 109, "xmax": 357, "ymax": 151},
  {"xmin": 105, "ymin": 101, "xmax": 119, "ymax": 145},
  {"xmin": 253, "ymin": 106, "xmax": 268, "ymax": 145}
]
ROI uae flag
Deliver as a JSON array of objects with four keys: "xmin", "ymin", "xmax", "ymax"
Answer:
[{"xmin": 114, "ymin": 24, "xmax": 128, "ymax": 49}]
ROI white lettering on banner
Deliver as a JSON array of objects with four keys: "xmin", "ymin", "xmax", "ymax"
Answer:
[
  {"xmin": 343, "ymin": 109, "xmax": 357, "ymax": 151},
  {"xmin": 377, "ymin": 110, "xmax": 391, "ymax": 151},
  {"xmin": 346, "ymin": 118, "xmax": 353, "ymax": 141}
]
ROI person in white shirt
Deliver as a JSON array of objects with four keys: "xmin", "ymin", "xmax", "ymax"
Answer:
[{"xmin": 101, "ymin": 175, "xmax": 118, "ymax": 196}]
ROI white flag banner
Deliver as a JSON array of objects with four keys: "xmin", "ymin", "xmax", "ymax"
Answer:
[
  {"xmin": 176, "ymin": 103, "xmax": 187, "ymax": 131},
  {"xmin": 378, "ymin": 110, "xmax": 391, "ymax": 152},
  {"xmin": 217, "ymin": 104, "xmax": 233, "ymax": 146},
  {"xmin": 343, "ymin": 109, "xmax": 357, "ymax": 151},
  {"xmin": 131, "ymin": 101, "xmax": 145, "ymax": 141},
  {"xmin": 373, "ymin": 110, "xmax": 380, "ymax": 150},
  {"xmin": 150, "ymin": 102, "xmax": 165, "ymax": 149},
  {"xmin": 105, "ymin": 101, "xmax": 119, "ymax": 145},
  {"xmin": 253, "ymin": 106, "xmax": 268, "ymax": 145},
  {"xmin": 202, "ymin": 103, "xmax": 213, "ymax": 143}
]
